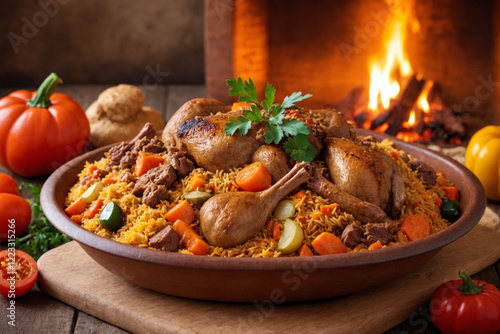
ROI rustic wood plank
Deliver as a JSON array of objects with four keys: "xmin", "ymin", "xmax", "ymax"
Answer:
[
  {"xmin": 165, "ymin": 85, "xmax": 207, "ymax": 121},
  {"xmin": 0, "ymin": 285, "xmax": 76, "ymax": 334},
  {"xmin": 74, "ymin": 312, "xmax": 130, "ymax": 334}
]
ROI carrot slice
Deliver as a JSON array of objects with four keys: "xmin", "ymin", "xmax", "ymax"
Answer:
[
  {"xmin": 443, "ymin": 186, "xmax": 459, "ymax": 202},
  {"xmin": 135, "ymin": 151, "xmax": 164, "ymax": 177},
  {"xmin": 368, "ymin": 241, "xmax": 383, "ymax": 250},
  {"xmin": 187, "ymin": 175, "xmax": 207, "ymax": 191},
  {"xmin": 311, "ymin": 232, "xmax": 346, "ymax": 255},
  {"xmin": 172, "ymin": 219, "xmax": 210, "ymax": 255},
  {"xmin": 321, "ymin": 204, "xmax": 339, "ymax": 215},
  {"xmin": 294, "ymin": 190, "xmax": 307, "ymax": 199},
  {"xmin": 84, "ymin": 199, "xmax": 104, "ymax": 219},
  {"xmin": 298, "ymin": 244, "xmax": 314, "ymax": 257},
  {"xmin": 236, "ymin": 162, "xmax": 271, "ymax": 192},
  {"xmin": 165, "ymin": 200, "xmax": 195, "ymax": 224},
  {"xmin": 65, "ymin": 198, "xmax": 87, "ymax": 216},
  {"xmin": 70, "ymin": 215, "xmax": 83, "ymax": 224},
  {"xmin": 401, "ymin": 214, "xmax": 430, "ymax": 241},
  {"xmin": 231, "ymin": 102, "xmax": 253, "ymax": 111},
  {"xmin": 272, "ymin": 225, "xmax": 281, "ymax": 241},
  {"xmin": 435, "ymin": 197, "xmax": 443, "ymax": 209}
]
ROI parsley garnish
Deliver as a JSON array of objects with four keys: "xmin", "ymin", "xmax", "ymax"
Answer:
[
  {"xmin": 15, "ymin": 183, "xmax": 71, "ymax": 260},
  {"xmin": 224, "ymin": 77, "xmax": 317, "ymax": 162}
]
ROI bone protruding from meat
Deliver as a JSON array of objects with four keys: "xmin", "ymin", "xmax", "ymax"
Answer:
[
  {"xmin": 200, "ymin": 162, "xmax": 313, "ymax": 248},
  {"xmin": 307, "ymin": 167, "xmax": 386, "ymax": 224}
]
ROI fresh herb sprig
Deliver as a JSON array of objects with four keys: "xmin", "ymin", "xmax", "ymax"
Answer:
[
  {"xmin": 224, "ymin": 77, "xmax": 317, "ymax": 162},
  {"xmin": 15, "ymin": 183, "xmax": 71, "ymax": 260}
]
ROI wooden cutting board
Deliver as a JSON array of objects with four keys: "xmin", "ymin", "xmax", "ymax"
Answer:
[{"xmin": 37, "ymin": 207, "xmax": 500, "ymax": 334}]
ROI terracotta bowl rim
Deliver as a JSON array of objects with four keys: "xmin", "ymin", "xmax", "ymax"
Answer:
[{"xmin": 41, "ymin": 130, "xmax": 486, "ymax": 272}]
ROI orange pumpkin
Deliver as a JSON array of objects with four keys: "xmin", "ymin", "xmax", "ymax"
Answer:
[{"xmin": 0, "ymin": 73, "xmax": 90, "ymax": 176}]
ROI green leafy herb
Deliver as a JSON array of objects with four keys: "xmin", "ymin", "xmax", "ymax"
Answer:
[
  {"xmin": 15, "ymin": 183, "xmax": 71, "ymax": 260},
  {"xmin": 225, "ymin": 77, "xmax": 317, "ymax": 162}
]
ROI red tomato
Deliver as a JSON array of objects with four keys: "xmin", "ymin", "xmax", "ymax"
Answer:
[
  {"xmin": 0, "ymin": 173, "xmax": 20, "ymax": 196},
  {"xmin": 0, "ymin": 250, "xmax": 38, "ymax": 298},
  {"xmin": 0, "ymin": 193, "xmax": 31, "ymax": 241},
  {"xmin": 430, "ymin": 271, "xmax": 500, "ymax": 334}
]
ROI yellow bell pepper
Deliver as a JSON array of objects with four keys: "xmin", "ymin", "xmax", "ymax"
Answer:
[{"xmin": 465, "ymin": 126, "xmax": 500, "ymax": 201}]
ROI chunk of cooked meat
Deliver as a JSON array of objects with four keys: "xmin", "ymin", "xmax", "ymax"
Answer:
[
  {"xmin": 341, "ymin": 223, "xmax": 364, "ymax": 248},
  {"xmin": 323, "ymin": 137, "xmax": 405, "ymax": 216},
  {"xmin": 148, "ymin": 225, "xmax": 180, "ymax": 252},
  {"xmin": 163, "ymin": 146, "xmax": 194, "ymax": 177},
  {"xmin": 364, "ymin": 222, "xmax": 394, "ymax": 245},
  {"xmin": 143, "ymin": 184, "xmax": 169, "ymax": 207},
  {"xmin": 133, "ymin": 165, "xmax": 176, "ymax": 197},
  {"xmin": 177, "ymin": 112, "xmax": 263, "ymax": 172},
  {"xmin": 409, "ymin": 160, "xmax": 437, "ymax": 186},
  {"xmin": 252, "ymin": 145, "xmax": 290, "ymax": 183},
  {"xmin": 200, "ymin": 163, "xmax": 312, "ymax": 248},
  {"xmin": 162, "ymin": 98, "xmax": 230, "ymax": 148},
  {"xmin": 307, "ymin": 167, "xmax": 386, "ymax": 224},
  {"xmin": 307, "ymin": 108, "xmax": 356, "ymax": 139}
]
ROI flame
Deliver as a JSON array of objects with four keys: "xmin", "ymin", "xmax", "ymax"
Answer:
[
  {"xmin": 407, "ymin": 110, "xmax": 416, "ymax": 126},
  {"xmin": 417, "ymin": 80, "xmax": 433, "ymax": 113},
  {"xmin": 367, "ymin": 0, "xmax": 416, "ymax": 114}
]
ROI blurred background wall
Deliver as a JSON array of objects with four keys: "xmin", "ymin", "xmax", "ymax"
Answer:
[{"xmin": 0, "ymin": 0, "xmax": 204, "ymax": 87}]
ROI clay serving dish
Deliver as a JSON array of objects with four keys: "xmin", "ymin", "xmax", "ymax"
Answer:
[{"xmin": 40, "ymin": 130, "xmax": 486, "ymax": 302}]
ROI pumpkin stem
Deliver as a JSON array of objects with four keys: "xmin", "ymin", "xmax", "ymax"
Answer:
[
  {"xmin": 27, "ymin": 73, "xmax": 63, "ymax": 108},
  {"xmin": 457, "ymin": 271, "xmax": 484, "ymax": 295}
]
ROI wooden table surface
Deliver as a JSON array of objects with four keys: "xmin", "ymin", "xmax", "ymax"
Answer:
[{"xmin": 0, "ymin": 84, "xmax": 499, "ymax": 334}]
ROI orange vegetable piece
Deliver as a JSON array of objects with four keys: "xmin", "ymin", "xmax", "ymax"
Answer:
[
  {"xmin": 311, "ymin": 213, "xmax": 321, "ymax": 220},
  {"xmin": 135, "ymin": 151, "xmax": 164, "ymax": 177},
  {"xmin": 298, "ymin": 244, "xmax": 314, "ymax": 257},
  {"xmin": 70, "ymin": 215, "xmax": 83, "ymax": 224},
  {"xmin": 65, "ymin": 198, "xmax": 87, "ymax": 216},
  {"xmin": 172, "ymin": 220, "xmax": 210, "ymax": 255},
  {"xmin": 187, "ymin": 175, "xmax": 207, "ymax": 191},
  {"xmin": 435, "ymin": 197, "xmax": 443, "ymax": 209},
  {"xmin": 401, "ymin": 214, "xmax": 430, "ymax": 241},
  {"xmin": 311, "ymin": 232, "xmax": 346, "ymax": 255},
  {"xmin": 443, "ymin": 186, "xmax": 459, "ymax": 202},
  {"xmin": 320, "ymin": 204, "xmax": 339, "ymax": 215},
  {"xmin": 272, "ymin": 225, "xmax": 281, "ymax": 241},
  {"xmin": 390, "ymin": 151, "xmax": 399, "ymax": 159},
  {"xmin": 84, "ymin": 199, "xmax": 104, "ymax": 219},
  {"xmin": 368, "ymin": 241, "xmax": 383, "ymax": 250},
  {"xmin": 103, "ymin": 172, "xmax": 119, "ymax": 185},
  {"xmin": 231, "ymin": 102, "xmax": 253, "ymax": 111},
  {"xmin": 294, "ymin": 190, "xmax": 307, "ymax": 199},
  {"xmin": 235, "ymin": 162, "xmax": 271, "ymax": 192},
  {"xmin": 165, "ymin": 200, "xmax": 195, "ymax": 224}
]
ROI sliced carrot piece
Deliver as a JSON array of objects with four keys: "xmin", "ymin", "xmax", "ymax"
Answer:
[
  {"xmin": 368, "ymin": 241, "xmax": 383, "ymax": 250},
  {"xmin": 172, "ymin": 219, "xmax": 210, "ymax": 255},
  {"xmin": 311, "ymin": 232, "xmax": 346, "ymax": 255},
  {"xmin": 84, "ymin": 198, "xmax": 104, "ymax": 219},
  {"xmin": 298, "ymin": 244, "xmax": 314, "ymax": 257},
  {"xmin": 165, "ymin": 200, "xmax": 195, "ymax": 224},
  {"xmin": 187, "ymin": 175, "xmax": 207, "ymax": 191},
  {"xmin": 272, "ymin": 225, "xmax": 281, "ymax": 241},
  {"xmin": 65, "ymin": 198, "xmax": 87, "ymax": 216},
  {"xmin": 231, "ymin": 102, "xmax": 253, "ymax": 111},
  {"xmin": 435, "ymin": 197, "xmax": 443, "ymax": 209},
  {"xmin": 400, "ymin": 214, "xmax": 430, "ymax": 241},
  {"xmin": 70, "ymin": 215, "xmax": 83, "ymax": 224},
  {"xmin": 443, "ymin": 186, "xmax": 459, "ymax": 202},
  {"xmin": 236, "ymin": 162, "xmax": 271, "ymax": 192},
  {"xmin": 294, "ymin": 190, "xmax": 307, "ymax": 199},
  {"xmin": 135, "ymin": 151, "xmax": 164, "ymax": 177},
  {"xmin": 321, "ymin": 204, "xmax": 339, "ymax": 215}
]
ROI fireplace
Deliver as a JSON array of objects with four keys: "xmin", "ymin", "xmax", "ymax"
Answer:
[{"xmin": 204, "ymin": 0, "xmax": 500, "ymax": 141}]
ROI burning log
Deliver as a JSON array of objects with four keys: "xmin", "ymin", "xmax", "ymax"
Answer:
[
  {"xmin": 427, "ymin": 83, "xmax": 465, "ymax": 137},
  {"xmin": 381, "ymin": 75, "xmax": 426, "ymax": 136}
]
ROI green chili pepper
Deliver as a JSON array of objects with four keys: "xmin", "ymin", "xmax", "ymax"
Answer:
[{"xmin": 441, "ymin": 198, "xmax": 460, "ymax": 223}]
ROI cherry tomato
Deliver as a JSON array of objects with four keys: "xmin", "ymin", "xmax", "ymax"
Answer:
[
  {"xmin": 430, "ymin": 271, "xmax": 500, "ymax": 334},
  {"xmin": 0, "ymin": 193, "xmax": 32, "ymax": 241},
  {"xmin": 0, "ymin": 250, "xmax": 38, "ymax": 298},
  {"xmin": 0, "ymin": 173, "xmax": 20, "ymax": 196}
]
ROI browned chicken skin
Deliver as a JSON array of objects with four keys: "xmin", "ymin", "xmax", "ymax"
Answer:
[
  {"xmin": 200, "ymin": 163, "xmax": 312, "ymax": 248},
  {"xmin": 307, "ymin": 167, "xmax": 386, "ymax": 224},
  {"xmin": 252, "ymin": 145, "xmax": 290, "ymax": 183},
  {"xmin": 323, "ymin": 137, "xmax": 406, "ymax": 215},
  {"xmin": 162, "ymin": 98, "xmax": 230, "ymax": 149},
  {"xmin": 177, "ymin": 111, "xmax": 263, "ymax": 172}
]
